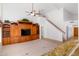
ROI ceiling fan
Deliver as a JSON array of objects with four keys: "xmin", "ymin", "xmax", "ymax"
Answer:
[{"xmin": 25, "ymin": 3, "xmax": 44, "ymax": 17}]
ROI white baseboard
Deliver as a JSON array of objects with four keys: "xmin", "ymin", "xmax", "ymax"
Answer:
[{"xmin": 43, "ymin": 37, "xmax": 63, "ymax": 43}]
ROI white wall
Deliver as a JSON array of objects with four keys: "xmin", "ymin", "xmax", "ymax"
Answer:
[
  {"xmin": 42, "ymin": 8, "xmax": 64, "ymax": 41},
  {"xmin": 0, "ymin": 27, "xmax": 1, "ymax": 43},
  {"xmin": 46, "ymin": 8, "xmax": 66, "ymax": 32},
  {"xmin": 2, "ymin": 3, "xmax": 32, "ymax": 22},
  {"xmin": 0, "ymin": 4, "xmax": 2, "ymax": 20},
  {"xmin": 44, "ymin": 8, "xmax": 65, "ymax": 41},
  {"xmin": 63, "ymin": 9, "xmax": 76, "ymax": 20},
  {"xmin": 0, "ymin": 4, "xmax": 2, "ymax": 43},
  {"xmin": 44, "ymin": 19, "xmax": 63, "ymax": 41}
]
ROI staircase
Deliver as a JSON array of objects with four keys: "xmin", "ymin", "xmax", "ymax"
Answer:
[
  {"xmin": 42, "ymin": 16, "xmax": 66, "ymax": 41},
  {"xmin": 46, "ymin": 18, "xmax": 65, "ymax": 34}
]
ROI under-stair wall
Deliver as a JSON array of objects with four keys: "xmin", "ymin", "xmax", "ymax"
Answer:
[
  {"xmin": 42, "ymin": 8, "xmax": 66, "ymax": 41},
  {"xmin": 46, "ymin": 8, "xmax": 66, "ymax": 32},
  {"xmin": 44, "ymin": 20, "xmax": 64, "ymax": 41}
]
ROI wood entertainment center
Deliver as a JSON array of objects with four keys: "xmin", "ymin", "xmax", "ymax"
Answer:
[{"xmin": 2, "ymin": 21, "xmax": 39, "ymax": 45}]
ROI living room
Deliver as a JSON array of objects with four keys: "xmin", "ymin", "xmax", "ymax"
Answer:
[{"xmin": 0, "ymin": 3, "xmax": 78, "ymax": 56}]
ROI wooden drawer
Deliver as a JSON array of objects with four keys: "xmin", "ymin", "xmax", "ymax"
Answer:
[
  {"xmin": 31, "ymin": 34, "xmax": 39, "ymax": 40},
  {"xmin": 19, "ymin": 36, "xmax": 29, "ymax": 42}
]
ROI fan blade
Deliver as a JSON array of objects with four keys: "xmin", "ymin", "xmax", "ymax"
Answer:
[
  {"xmin": 25, "ymin": 11, "xmax": 31, "ymax": 13},
  {"xmin": 37, "ymin": 13, "xmax": 46, "ymax": 17}
]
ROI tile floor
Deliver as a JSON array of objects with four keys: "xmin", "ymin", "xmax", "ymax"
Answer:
[{"xmin": 0, "ymin": 39, "xmax": 61, "ymax": 56}]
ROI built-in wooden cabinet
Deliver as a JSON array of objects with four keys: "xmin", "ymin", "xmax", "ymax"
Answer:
[{"xmin": 2, "ymin": 22, "xmax": 39, "ymax": 45}]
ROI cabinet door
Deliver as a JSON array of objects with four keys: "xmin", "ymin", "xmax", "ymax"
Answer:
[
  {"xmin": 2, "ymin": 27, "xmax": 10, "ymax": 45},
  {"xmin": 2, "ymin": 38, "xmax": 10, "ymax": 45}
]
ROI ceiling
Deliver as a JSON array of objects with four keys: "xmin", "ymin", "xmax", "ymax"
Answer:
[
  {"xmin": 34, "ymin": 3, "xmax": 78, "ymax": 15},
  {"xmin": 0, "ymin": 3, "xmax": 78, "ymax": 15},
  {"xmin": 52, "ymin": 3, "xmax": 78, "ymax": 15},
  {"xmin": 0, "ymin": 3, "xmax": 78, "ymax": 17}
]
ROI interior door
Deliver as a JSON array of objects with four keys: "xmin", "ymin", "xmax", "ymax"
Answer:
[{"xmin": 73, "ymin": 27, "xmax": 78, "ymax": 37}]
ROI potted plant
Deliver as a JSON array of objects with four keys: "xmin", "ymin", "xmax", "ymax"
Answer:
[
  {"xmin": 21, "ymin": 18, "xmax": 29, "ymax": 22},
  {"xmin": 4, "ymin": 20, "xmax": 10, "ymax": 23},
  {"xmin": 18, "ymin": 18, "xmax": 30, "ymax": 22}
]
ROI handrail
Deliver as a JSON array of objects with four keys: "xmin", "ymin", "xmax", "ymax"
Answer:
[
  {"xmin": 45, "ymin": 17, "xmax": 65, "ymax": 34},
  {"xmin": 41, "ymin": 15, "xmax": 65, "ymax": 34}
]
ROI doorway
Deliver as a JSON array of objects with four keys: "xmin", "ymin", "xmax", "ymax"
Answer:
[{"xmin": 73, "ymin": 27, "xmax": 78, "ymax": 38}]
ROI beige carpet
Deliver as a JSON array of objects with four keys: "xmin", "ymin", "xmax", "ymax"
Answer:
[{"xmin": 0, "ymin": 39, "xmax": 61, "ymax": 56}]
